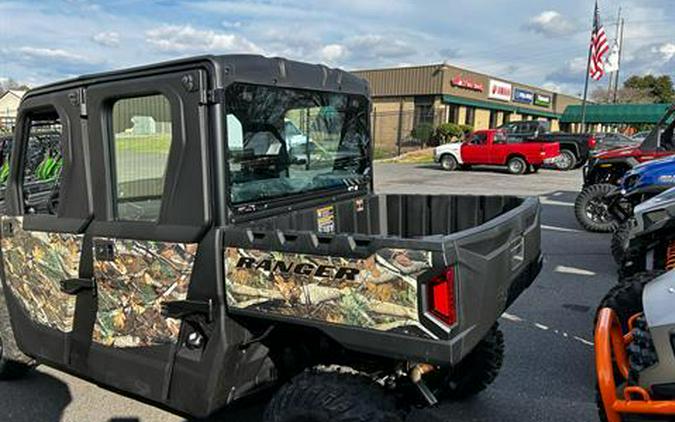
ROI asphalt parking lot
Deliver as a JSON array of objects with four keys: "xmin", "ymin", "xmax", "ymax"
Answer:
[{"xmin": 0, "ymin": 163, "xmax": 615, "ymax": 422}]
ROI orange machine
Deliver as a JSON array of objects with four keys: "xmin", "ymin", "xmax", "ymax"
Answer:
[{"xmin": 595, "ymin": 308, "xmax": 675, "ymax": 422}]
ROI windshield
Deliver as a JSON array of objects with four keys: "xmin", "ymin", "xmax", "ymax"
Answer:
[{"xmin": 225, "ymin": 83, "xmax": 370, "ymax": 206}]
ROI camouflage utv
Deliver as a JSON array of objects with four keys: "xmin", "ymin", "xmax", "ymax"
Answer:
[{"xmin": 0, "ymin": 55, "xmax": 543, "ymax": 421}]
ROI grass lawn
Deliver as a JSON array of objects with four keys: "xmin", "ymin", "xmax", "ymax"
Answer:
[{"xmin": 114, "ymin": 133, "xmax": 171, "ymax": 155}]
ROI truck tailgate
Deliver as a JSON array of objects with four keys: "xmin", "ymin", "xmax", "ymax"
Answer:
[{"xmin": 222, "ymin": 194, "xmax": 541, "ymax": 364}]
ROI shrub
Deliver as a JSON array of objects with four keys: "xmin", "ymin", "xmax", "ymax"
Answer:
[
  {"xmin": 432, "ymin": 123, "xmax": 464, "ymax": 144},
  {"xmin": 410, "ymin": 123, "xmax": 435, "ymax": 145}
]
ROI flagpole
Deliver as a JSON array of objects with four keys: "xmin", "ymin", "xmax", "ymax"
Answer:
[
  {"xmin": 581, "ymin": 47, "xmax": 592, "ymax": 132},
  {"xmin": 608, "ymin": 7, "xmax": 621, "ymax": 102},
  {"xmin": 612, "ymin": 17, "xmax": 624, "ymax": 103}
]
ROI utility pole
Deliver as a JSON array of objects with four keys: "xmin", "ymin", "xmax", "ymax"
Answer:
[{"xmin": 612, "ymin": 18, "xmax": 624, "ymax": 103}]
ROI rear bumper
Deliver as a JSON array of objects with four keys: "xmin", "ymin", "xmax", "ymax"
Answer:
[{"xmin": 595, "ymin": 308, "xmax": 675, "ymax": 422}]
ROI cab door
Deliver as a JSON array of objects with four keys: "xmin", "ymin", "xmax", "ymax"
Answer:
[
  {"xmin": 489, "ymin": 131, "xmax": 511, "ymax": 165},
  {"xmin": 81, "ymin": 68, "xmax": 213, "ymax": 403},
  {"xmin": 461, "ymin": 132, "xmax": 489, "ymax": 164},
  {"xmin": 0, "ymin": 90, "xmax": 93, "ymax": 367}
]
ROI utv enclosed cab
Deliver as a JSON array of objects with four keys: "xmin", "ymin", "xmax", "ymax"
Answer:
[{"xmin": 0, "ymin": 55, "xmax": 542, "ymax": 419}]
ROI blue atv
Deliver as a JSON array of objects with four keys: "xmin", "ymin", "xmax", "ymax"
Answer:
[{"xmin": 609, "ymin": 155, "xmax": 675, "ymax": 264}]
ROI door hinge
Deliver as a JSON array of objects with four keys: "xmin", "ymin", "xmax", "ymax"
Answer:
[
  {"xmin": 94, "ymin": 239, "xmax": 115, "ymax": 261},
  {"xmin": 202, "ymin": 88, "xmax": 225, "ymax": 105},
  {"xmin": 1, "ymin": 219, "xmax": 15, "ymax": 237}
]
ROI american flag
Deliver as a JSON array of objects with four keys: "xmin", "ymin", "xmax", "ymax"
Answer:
[{"xmin": 589, "ymin": 1, "xmax": 609, "ymax": 80}]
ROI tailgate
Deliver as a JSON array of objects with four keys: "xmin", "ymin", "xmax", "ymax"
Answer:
[{"xmin": 221, "ymin": 194, "xmax": 541, "ymax": 364}]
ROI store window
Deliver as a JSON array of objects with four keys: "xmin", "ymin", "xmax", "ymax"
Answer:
[
  {"xmin": 489, "ymin": 110, "xmax": 498, "ymax": 129},
  {"xmin": 22, "ymin": 109, "xmax": 63, "ymax": 215},
  {"xmin": 110, "ymin": 94, "xmax": 173, "ymax": 221},
  {"xmin": 465, "ymin": 107, "xmax": 475, "ymax": 127},
  {"xmin": 503, "ymin": 112, "xmax": 511, "ymax": 124},
  {"xmin": 414, "ymin": 96, "xmax": 434, "ymax": 126},
  {"xmin": 447, "ymin": 104, "xmax": 460, "ymax": 124}
]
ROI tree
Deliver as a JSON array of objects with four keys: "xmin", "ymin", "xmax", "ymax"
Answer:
[
  {"xmin": 623, "ymin": 74, "xmax": 673, "ymax": 103},
  {"xmin": 0, "ymin": 78, "xmax": 30, "ymax": 96},
  {"xmin": 590, "ymin": 86, "xmax": 656, "ymax": 104}
]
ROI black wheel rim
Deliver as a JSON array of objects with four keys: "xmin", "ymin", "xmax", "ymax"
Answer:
[{"xmin": 586, "ymin": 197, "xmax": 611, "ymax": 223}]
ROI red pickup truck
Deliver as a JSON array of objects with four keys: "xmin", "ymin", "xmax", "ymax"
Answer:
[{"xmin": 434, "ymin": 129, "xmax": 561, "ymax": 174}]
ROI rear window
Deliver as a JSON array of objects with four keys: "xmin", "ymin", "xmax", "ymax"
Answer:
[{"xmin": 225, "ymin": 83, "xmax": 370, "ymax": 207}]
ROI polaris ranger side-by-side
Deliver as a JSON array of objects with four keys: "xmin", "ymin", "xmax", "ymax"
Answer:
[{"xmin": 0, "ymin": 55, "xmax": 543, "ymax": 421}]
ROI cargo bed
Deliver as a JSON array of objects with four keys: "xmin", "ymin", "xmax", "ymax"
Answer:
[{"xmin": 222, "ymin": 194, "xmax": 541, "ymax": 364}]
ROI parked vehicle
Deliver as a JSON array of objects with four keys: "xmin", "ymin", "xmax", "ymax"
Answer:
[
  {"xmin": 609, "ymin": 156, "xmax": 675, "ymax": 264},
  {"xmin": 574, "ymin": 104, "xmax": 675, "ymax": 232},
  {"xmin": 434, "ymin": 129, "xmax": 560, "ymax": 174},
  {"xmin": 619, "ymin": 186, "xmax": 675, "ymax": 281},
  {"xmin": 0, "ymin": 55, "xmax": 544, "ymax": 421},
  {"xmin": 594, "ymin": 132, "xmax": 640, "ymax": 151},
  {"xmin": 632, "ymin": 131, "xmax": 651, "ymax": 143},
  {"xmin": 498, "ymin": 120, "xmax": 596, "ymax": 171},
  {"xmin": 595, "ymin": 270, "xmax": 675, "ymax": 422}
]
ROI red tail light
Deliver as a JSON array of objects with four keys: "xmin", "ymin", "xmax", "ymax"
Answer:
[
  {"xmin": 427, "ymin": 267, "xmax": 456, "ymax": 326},
  {"xmin": 588, "ymin": 136, "xmax": 597, "ymax": 149}
]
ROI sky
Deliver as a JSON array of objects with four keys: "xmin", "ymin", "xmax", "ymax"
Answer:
[{"xmin": 0, "ymin": 0, "xmax": 673, "ymax": 96}]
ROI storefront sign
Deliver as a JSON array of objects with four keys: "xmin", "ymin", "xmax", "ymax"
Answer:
[
  {"xmin": 513, "ymin": 88, "xmax": 534, "ymax": 104},
  {"xmin": 534, "ymin": 93, "xmax": 552, "ymax": 107},
  {"xmin": 450, "ymin": 75, "xmax": 484, "ymax": 92},
  {"xmin": 489, "ymin": 80, "xmax": 512, "ymax": 101}
]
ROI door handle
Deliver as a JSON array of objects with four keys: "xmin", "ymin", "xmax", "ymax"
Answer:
[{"xmin": 60, "ymin": 278, "xmax": 95, "ymax": 295}]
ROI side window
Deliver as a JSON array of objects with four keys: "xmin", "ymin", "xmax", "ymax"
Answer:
[
  {"xmin": 111, "ymin": 94, "xmax": 172, "ymax": 221},
  {"xmin": 0, "ymin": 135, "xmax": 13, "ymax": 206},
  {"xmin": 469, "ymin": 133, "xmax": 487, "ymax": 145},
  {"xmin": 22, "ymin": 110, "xmax": 63, "ymax": 215}
]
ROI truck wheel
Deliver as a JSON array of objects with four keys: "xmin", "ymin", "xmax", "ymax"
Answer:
[
  {"xmin": 611, "ymin": 219, "xmax": 634, "ymax": 265},
  {"xmin": 0, "ymin": 336, "xmax": 31, "ymax": 381},
  {"xmin": 556, "ymin": 150, "xmax": 577, "ymax": 171},
  {"xmin": 440, "ymin": 155, "xmax": 458, "ymax": 171},
  {"xmin": 430, "ymin": 324, "xmax": 504, "ymax": 400},
  {"xmin": 574, "ymin": 184, "xmax": 618, "ymax": 232},
  {"xmin": 264, "ymin": 370, "xmax": 402, "ymax": 422},
  {"xmin": 506, "ymin": 157, "xmax": 527, "ymax": 175}
]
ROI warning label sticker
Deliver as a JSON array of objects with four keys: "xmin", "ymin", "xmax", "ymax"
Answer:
[{"xmin": 316, "ymin": 206, "xmax": 335, "ymax": 233}]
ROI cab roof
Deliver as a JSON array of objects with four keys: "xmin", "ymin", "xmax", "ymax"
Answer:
[{"xmin": 25, "ymin": 54, "xmax": 370, "ymax": 100}]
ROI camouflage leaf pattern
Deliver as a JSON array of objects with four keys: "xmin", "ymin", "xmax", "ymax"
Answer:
[
  {"xmin": 0, "ymin": 216, "xmax": 81, "ymax": 333},
  {"xmin": 93, "ymin": 239, "xmax": 197, "ymax": 348},
  {"xmin": 225, "ymin": 247, "xmax": 434, "ymax": 338}
]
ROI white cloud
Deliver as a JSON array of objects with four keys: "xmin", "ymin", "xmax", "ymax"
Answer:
[
  {"xmin": 658, "ymin": 43, "xmax": 675, "ymax": 62},
  {"xmin": 320, "ymin": 44, "xmax": 347, "ymax": 62},
  {"xmin": 145, "ymin": 25, "xmax": 263, "ymax": 55},
  {"xmin": 13, "ymin": 46, "xmax": 93, "ymax": 64},
  {"xmin": 546, "ymin": 56, "xmax": 587, "ymax": 84},
  {"xmin": 345, "ymin": 34, "xmax": 415, "ymax": 60},
  {"xmin": 92, "ymin": 31, "xmax": 120, "ymax": 47},
  {"xmin": 524, "ymin": 11, "xmax": 577, "ymax": 37}
]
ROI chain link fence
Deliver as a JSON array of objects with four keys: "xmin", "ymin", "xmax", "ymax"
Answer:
[
  {"xmin": 371, "ymin": 108, "xmax": 447, "ymax": 160},
  {"xmin": 0, "ymin": 116, "xmax": 16, "ymax": 134}
]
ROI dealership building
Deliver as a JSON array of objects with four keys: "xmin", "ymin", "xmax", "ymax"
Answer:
[{"xmin": 352, "ymin": 64, "xmax": 582, "ymax": 151}]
